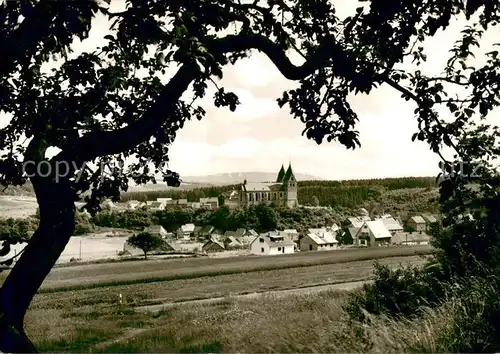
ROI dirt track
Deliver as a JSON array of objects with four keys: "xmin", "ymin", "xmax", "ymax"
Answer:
[{"xmin": 135, "ymin": 280, "xmax": 371, "ymax": 313}]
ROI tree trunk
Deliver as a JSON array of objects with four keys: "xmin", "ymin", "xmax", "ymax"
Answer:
[
  {"xmin": 0, "ymin": 176, "xmax": 76, "ymax": 352},
  {"xmin": 144, "ymin": 251, "xmax": 148, "ymax": 260}
]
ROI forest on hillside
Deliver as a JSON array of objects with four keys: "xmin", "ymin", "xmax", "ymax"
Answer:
[{"xmin": 119, "ymin": 177, "xmax": 438, "ymax": 210}]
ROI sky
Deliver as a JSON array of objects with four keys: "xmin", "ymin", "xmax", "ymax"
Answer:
[{"xmin": 1, "ymin": 1, "xmax": 499, "ymax": 181}]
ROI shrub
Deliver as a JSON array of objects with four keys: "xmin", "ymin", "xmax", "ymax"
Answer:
[{"xmin": 345, "ymin": 260, "xmax": 447, "ymax": 322}]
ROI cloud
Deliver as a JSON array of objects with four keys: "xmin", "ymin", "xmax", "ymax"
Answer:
[
  {"xmin": 224, "ymin": 53, "xmax": 283, "ymax": 89},
  {"xmin": 217, "ymin": 137, "xmax": 262, "ymax": 158}
]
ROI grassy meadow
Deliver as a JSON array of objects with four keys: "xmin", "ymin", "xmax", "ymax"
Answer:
[{"xmin": 25, "ymin": 254, "xmax": 430, "ymax": 353}]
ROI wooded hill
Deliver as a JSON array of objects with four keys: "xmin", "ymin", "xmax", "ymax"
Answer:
[{"xmin": 119, "ymin": 176, "xmax": 438, "ymax": 214}]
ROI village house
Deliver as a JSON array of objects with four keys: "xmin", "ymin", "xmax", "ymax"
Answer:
[
  {"xmin": 407, "ymin": 216, "xmax": 427, "ymax": 232},
  {"xmin": 237, "ymin": 163, "xmax": 299, "ymax": 208},
  {"xmin": 200, "ymin": 197, "xmax": 219, "ymax": 209},
  {"xmin": 379, "ymin": 217, "xmax": 403, "ymax": 235},
  {"xmin": 156, "ymin": 240, "xmax": 177, "ymax": 253},
  {"xmin": 250, "ymin": 232, "xmax": 295, "ymax": 255},
  {"xmin": 157, "ymin": 197, "xmax": 172, "ymax": 204},
  {"xmin": 223, "ymin": 236, "xmax": 242, "ymax": 249},
  {"xmin": 197, "ymin": 225, "xmax": 215, "ymax": 240},
  {"xmin": 126, "ymin": 200, "xmax": 141, "ymax": 210},
  {"xmin": 166, "ymin": 199, "xmax": 188, "ymax": 209},
  {"xmin": 149, "ymin": 201, "xmax": 165, "ymax": 211},
  {"xmin": 202, "ymin": 239, "xmax": 225, "ymax": 253},
  {"xmin": 143, "ymin": 225, "xmax": 169, "ymax": 239},
  {"xmin": 210, "ymin": 229, "xmax": 225, "ymax": 240},
  {"xmin": 177, "ymin": 223, "xmax": 195, "ymax": 240},
  {"xmin": 224, "ymin": 228, "xmax": 247, "ymax": 238},
  {"xmin": 422, "ymin": 214, "xmax": 439, "ymax": 231},
  {"xmin": 329, "ymin": 223, "xmax": 340, "ymax": 232},
  {"xmin": 300, "ymin": 228, "xmax": 338, "ymax": 251},
  {"xmin": 193, "ymin": 226, "xmax": 203, "ymax": 239},
  {"xmin": 355, "ymin": 220, "xmax": 392, "ymax": 247},
  {"xmin": 392, "ymin": 231, "xmax": 431, "ymax": 246},
  {"xmin": 236, "ymin": 229, "xmax": 258, "ymax": 246},
  {"xmin": 281, "ymin": 229, "xmax": 300, "ymax": 242},
  {"xmin": 347, "ymin": 216, "xmax": 371, "ymax": 228},
  {"xmin": 188, "ymin": 202, "xmax": 201, "ymax": 209},
  {"xmin": 358, "ymin": 208, "xmax": 369, "ymax": 217}
]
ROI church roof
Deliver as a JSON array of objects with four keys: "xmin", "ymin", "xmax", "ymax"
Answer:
[
  {"xmin": 283, "ymin": 163, "xmax": 294, "ymax": 182},
  {"xmin": 276, "ymin": 165, "xmax": 285, "ymax": 183}
]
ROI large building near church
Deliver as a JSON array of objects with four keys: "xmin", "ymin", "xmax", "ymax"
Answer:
[{"xmin": 237, "ymin": 163, "xmax": 299, "ymax": 208}]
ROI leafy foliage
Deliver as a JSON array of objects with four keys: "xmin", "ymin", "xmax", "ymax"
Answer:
[
  {"xmin": 1, "ymin": 0, "xmax": 500, "ymax": 350},
  {"xmin": 93, "ymin": 204, "xmax": 341, "ymax": 234}
]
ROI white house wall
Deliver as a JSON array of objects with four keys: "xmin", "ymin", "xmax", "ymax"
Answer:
[
  {"xmin": 267, "ymin": 244, "xmax": 294, "ymax": 255},
  {"xmin": 251, "ymin": 238, "xmax": 270, "ymax": 254}
]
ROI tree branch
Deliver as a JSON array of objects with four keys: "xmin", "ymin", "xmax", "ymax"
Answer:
[
  {"xmin": 383, "ymin": 77, "xmax": 460, "ymax": 155},
  {"xmin": 0, "ymin": 1, "xmax": 56, "ymax": 78},
  {"xmin": 57, "ymin": 33, "xmax": 339, "ymax": 162}
]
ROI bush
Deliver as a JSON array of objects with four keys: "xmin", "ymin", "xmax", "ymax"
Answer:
[
  {"xmin": 126, "ymin": 232, "xmax": 164, "ymax": 260},
  {"xmin": 345, "ymin": 260, "xmax": 447, "ymax": 322},
  {"xmin": 428, "ymin": 276, "xmax": 500, "ymax": 353}
]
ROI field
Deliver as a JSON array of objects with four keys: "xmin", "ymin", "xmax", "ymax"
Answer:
[
  {"xmin": 26, "ymin": 251, "xmax": 431, "ymax": 352},
  {"xmin": 0, "ymin": 195, "xmax": 38, "ymax": 218},
  {"xmin": 36, "ymin": 245, "xmax": 431, "ymax": 290}
]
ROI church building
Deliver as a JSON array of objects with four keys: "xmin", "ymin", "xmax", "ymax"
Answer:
[{"xmin": 237, "ymin": 163, "xmax": 298, "ymax": 208}]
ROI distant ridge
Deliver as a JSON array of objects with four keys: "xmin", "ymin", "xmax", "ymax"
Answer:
[{"xmin": 180, "ymin": 171, "xmax": 324, "ymax": 184}]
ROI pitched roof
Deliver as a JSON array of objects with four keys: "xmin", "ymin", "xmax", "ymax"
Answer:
[
  {"xmin": 223, "ymin": 236, "xmax": 242, "ymax": 246},
  {"xmin": 282, "ymin": 163, "xmax": 294, "ymax": 182},
  {"xmin": 306, "ymin": 232, "xmax": 338, "ymax": 245},
  {"xmin": 380, "ymin": 217, "xmax": 403, "ymax": 231},
  {"xmin": 199, "ymin": 225, "xmax": 215, "ymax": 234},
  {"xmin": 202, "ymin": 239, "xmax": 225, "ymax": 250},
  {"xmin": 392, "ymin": 231, "xmax": 430, "ymax": 243},
  {"xmin": 365, "ymin": 220, "xmax": 392, "ymax": 239},
  {"xmin": 247, "ymin": 229, "xmax": 258, "ymax": 236},
  {"xmin": 253, "ymin": 234, "xmax": 295, "ymax": 247},
  {"xmin": 283, "ymin": 229, "xmax": 299, "ymax": 234},
  {"xmin": 200, "ymin": 197, "xmax": 219, "ymax": 203},
  {"xmin": 157, "ymin": 198, "xmax": 172, "ymax": 202},
  {"xmin": 410, "ymin": 216, "xmax": 426, "ymax": 224},
  {"xmin": 348, "ymin": 217, "xmax": 366, "ymax": 228},
  {"xmin": 143, "ymin": 225, "xmax": 167, "ymax": 236},
  {"xmin": 422, "ymin": 214, "xmax": 438, "ymax": 223},
  {"xmin": 358, "ymin": 208, "xmax": 369, "ymax": 216},
  {"xmin": 180, "ymin": 223, "xmax": 195, "ymax": 232},
  {"xmin": 348, "ymin": 227, "xmax": 360, "ymax": 239},
  {"xmin": 243, "ymin": 183, "xmax": 271, "ymax": 192},
  {"xmin": 194, "ymin": 225, "xmax": 203, "ymax": 233},
  {"xmin": 276, "ymin": 165, "xmax": 286, "ymax": 183},
  {"xmin": 224, "ymin": 229, "xmax": 246, "ymax": 237},
  {"xmin": 239, "ymin": 235, "xmax": 256, "ymax": 245}
]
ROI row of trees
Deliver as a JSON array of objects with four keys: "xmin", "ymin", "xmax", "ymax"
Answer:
[
  {"xmin": 120, "ymin": 185, "xmax": 237, "ymax": 202},
  {"xmin": 92, "ymin": 204, "xmax": 343, "ymax": 234}
]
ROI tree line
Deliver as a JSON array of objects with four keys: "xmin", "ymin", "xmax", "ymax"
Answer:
[
  {"xmin": 91, "ymin": 204, "xmax": 344, "ymax": 234},
  {"xmin": 118, "ymin": 177, "xmax": 438, "ymax": 209}
]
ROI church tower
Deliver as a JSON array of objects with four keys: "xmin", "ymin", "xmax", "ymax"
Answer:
[
  {"xmin": 284, "ymin": 162, "xmax": 298, "ymax": 208},
  {"xmin": 276, "ymin": 164, "xmax": 285, "ymax": 183}
]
